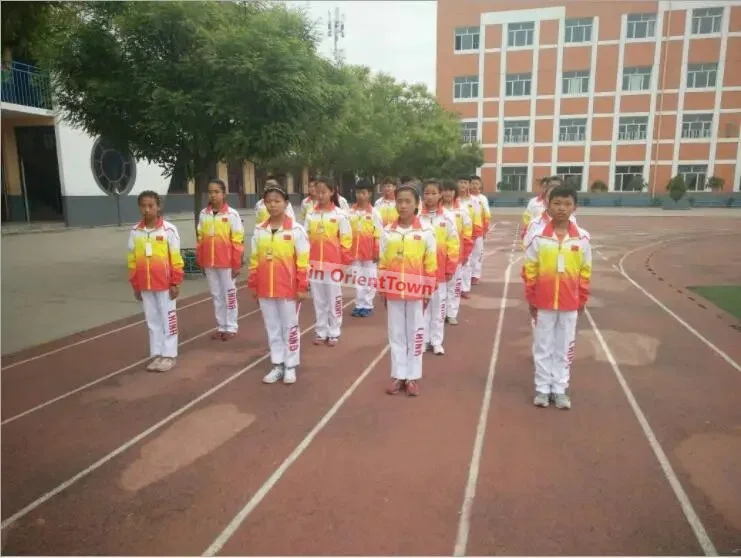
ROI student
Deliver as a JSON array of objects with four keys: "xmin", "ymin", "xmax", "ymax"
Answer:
[
  {"xmin": 379, "ymin": 185, "xmax": 437, "ymax": 397},
  {"xmin": 441, "ymin": 180, "xmax": 473, "ymax": 325},
  {"xmin": 374, "ymin": 176, "xmax": 398, "ymax": 226},
  {"xmin": 469, "ymin": 175, "xmax": 491, "ymax": 285},
  {"xmin": 457, "ymin": 177, "xmax": 483, "ymax": 299},
  {"xmin": 127, "ymin": 191, "xmax": 184, "ymax": 373},
  {"xmin": 419, "ymin": 179, "xmax": 459, "ymax": 355},
  {"xmin": 522, "ymin": 176, "xmax": 551, "ymax": 240},
  {"xmin": 299, "ymin": 177, "xmax": 317, "ymax": 223},
  {"xmin": 248, "ymin": 185, "xmax": 310, "ymax": 384},
  {"xmin": 337, "ymin": 192, "xmax": 351, "ymax": 214},
  {"xmin": 196, "ymin": 178, "xmax": 245, "ymax": 340},
  {"xmin": 304, "ymin": 176, "xmax": 353, "ymax": 346},
  {"xmin": 522, "ymin": 185, "xmax": 592, "ymax": 410},
  {"xmin": 348, "ymin": 180, "xmax": 383, "ymax": 317},
  {"xmin": 255, "ymin": 179, "xmax": 296, "ymax": 222}
]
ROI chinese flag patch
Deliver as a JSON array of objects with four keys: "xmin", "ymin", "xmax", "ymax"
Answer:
[
  {"xmin": 413, "ymin": 235, "xmax": 421, "ymax": 240},
  {"xmin": 156, "ymin": 235, "xmax": 164, "ymax": 241},
  {"xmin": 283, "ymin": 234, "xmax": 292, "ymax": 240},
  {"xmin": 222, "ymin": 217, "xmax": 229, "ymax": 222},
  {"xmin": 330, "ymin": 218, "xmax": 337, "ymax": 223},
  {"xmin": 571, "ymin": 245, "xmax": 580, "ymax": 251}
]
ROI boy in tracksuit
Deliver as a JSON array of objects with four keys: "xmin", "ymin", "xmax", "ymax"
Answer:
[
  {"xmin": 348, "ymin": 181, "xmax": 383, "ymax": 317},
  {"xmin": 522, "ymin": 185, "xmax": 592, "ymax": 410}
]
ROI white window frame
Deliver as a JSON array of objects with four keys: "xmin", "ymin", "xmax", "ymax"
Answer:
[
  {"xmin": 686, "ymin": 63, "xmax": 718, "ymax": 89},
  {"xmin": 460, "ymin": 121, "xmax": 478, "ymax": 143},
  {"xmin": 626, "ymin": 13, "xmax": 657, "ymax": 39},
  {"xmin": 500, "ymin": 167, "xmax": 529, "ymax": 192},
  {"xmin": 681, "ymin": 114, "xmax": 713, "ymax": 139},
  {"xmin": 622, "ymin": 66, "xmax": 651, "ymax": 92},
  {"xmin": 503, "ymin": 120, "xmax": 530, "ymax": 144},
  {"xmin": 559, "ymin": 118, "xmax": 587, "ymax": 142},
  {"xmin": 562, "ymin": 70, "xmax": 590, "ymax": 96},
  {"xmin": 505, "ymin": 73, "xmax": 532, "ymax": 97},
  {"xmin": 565, "ymin": 17, "xmax": 593, "ymax": 44},
  {"xmin": 614, "ymin": 165, "xmax": 644, "ymax": 192},
  {"xmin": 691, "ymin": 8, "xmax": 722, "ymax": 35},
  {"xmin": 454, "ymin": 27, "xmax": 480, "ymax": 52},
  {"xmin": 556, "ymin": 166, "xmax": 584, "ymax": 191},
  {"xmin": 507, "ymin": 22, "xmax": 535, "ymax": 48},
  {"xmin": 678, "ymin": 164, "xmax": 708, "ymax": 191},
  {"xmin": 618, "ymin": 116, "xmax": 648, "ymax": 141},
  {"xmin": 454, "ymin": 76, "xmax": 479, "ymax": 100}
]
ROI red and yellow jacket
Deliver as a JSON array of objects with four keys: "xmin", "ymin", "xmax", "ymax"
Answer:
[
  {"xmin": 443, "ymin": 201, "xmax": 474, "ymax": 266},
  {"xmin": 348, "ymin": 203, "xmax": 383, "ymax": 262},
  {"xmin": 127, "ymin": 218, "xmax": 184, "ymax": 292},
  {"xmin": 522, "ymin": 220, "xmax": 592, "ymax": 311},
  {"xmin": 255, "ymin": 198, "xmax": 296, "ymax": 223},
  {"xmin": 419, "ymin": 205, "xmax": 459, "ymax": 281},
  {"xmin": 299, "ymin": 196, "xmax": 315, "ymax": 223},
  {"xmin": 304, "ymin": 203, "xmax": 353, "ymax": 270},
  {"xmin": 378, "ymin": 218, "xmax": 437, "ymax": 301},
  {"xmin": 475, "ymin": 193, "xmax": 492, "ymax": 235},
  {"xmin": 374, "ymin": 196, "xmax": 398, "ymax": 227},
  {"xmin": 459, "ymin": 195, "xmax": 484, "ymax": 239},
  {"xmin": 196, "ymin": 204, "xmax": 245, "ymax": 271},
  {"xmin": 247, "ymin": 216, "xmax": 310, "ymax": 298},
  {"xmin": 522, "ymin": 194, "xmax": 546, "ymax": 239}
]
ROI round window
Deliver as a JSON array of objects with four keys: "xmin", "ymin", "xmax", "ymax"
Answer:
[{"xmin": 90, "ymin": 137, "xmax": 137, "ymax": 195}]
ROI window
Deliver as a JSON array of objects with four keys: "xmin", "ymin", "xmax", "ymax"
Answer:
[
  {"xmin": 461, "ymin": 121, "xmax": 478, "ymax": 143},
  {"xmin": 556, "ymin": 166, "xmax": 584, "ymax": 191},
  {"xmin": 565, "ymin": 17, "xmax": 593, "ymax": 43},
  {"xmin": 505, "ymin": 73, "xmax": 532, "ymax": 97},
  {"xmin": 618, "ymin": 116, "xmax": 648, "ymax": 140},
  {"xmin": 692, "ymin": 8, "xmax": 722, "ymax": 35},
  {"xmin": 626, "ymin": 13, "xmax": 656, "ymax": 39},
  {"xmin": 687, "ymin": 63, "xmax": 717, "ymax": 89},
  {"xmin": 681, "ymin": 114, "xmax": 713, "ymax": 139},
  {"xmin": 503, "ymin": 120, "xmax": 530, "ymax": 144},
  {"xmin": 562, "ymin": 70, "xmax": 590, "ymax": 95},
  {"xmin": 622, "ymin": 66, "xmax": 651, "ymax": 92},
  {"xmin": 508, "ymin": 22, "xmax": 535, "ymax": 47},
  {"xmin": 678, "ymin": 164, "xmax": 708, "ymax": 191},
  {"xmin": 455, "ymin": 27, "xmax": 480, "ymax": 51},
  {"xmin": 454, "ymin": 76, "xmax": 479, "ymax": 100},
  {"xmin": 559, "ymin": 118, "xmax": 587, "ymax": 142},
  {"xmin": 500, "ymin": 167, "xmax": 528, "ymax": 191},
  {"xmin": 91, "ymin": 137, "xmax": 137, "ymax": 195},
  {"xmin": 614, "ymin": 165, "xmax": 644, "ymax": 191}
]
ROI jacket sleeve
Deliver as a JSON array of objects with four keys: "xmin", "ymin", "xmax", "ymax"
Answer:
[
  {"xmin": 424, "ymin": 230, "xmax": 438, "ymax": 292},
  {"xmin": 461, "ymin": 209, "xmax": 474, "ymax": 264},
  {"xmin": 293, "ymin": 224, "xmax": 310, "ymax": 293},
  {"xmin": 471, "ymin": 200, "xmax": 483, "ymax": 238},
  {"xmin": 372, "ymin": 209, "xmax": 384, "ymax": 260},
  {"xmin": 230, "ymin": 211, "xmax": 246, "ymax": 271},
  {"xmin": 522, "ymin": 232, "xmax": 539, "ymax": 307},
  {"xmin": 338, "ymin": 213, "xmax": 354, "ymax": 265},
  {"xmin": 481, "ymin": 196, "xmax": 491, "ymax": 234},
  {"xmin": 445, "ymin": 215, "xmax": 460, "ymax": 276},
  {"xmin": 246, "ymin": 229, "xmax": 259, "ymax": 292},
  {"xmin": 127, "ymin": 229, "xmax": 137, "ymax": 288},
  {"xmin": 521, "ymin": 203, "xmax": 532, "ymax": 240},
  {"xmin": 195, "ymin": 211, "xmax": 204, "ymax": 266},
  {"xmin": 167, "ymin": 225, "xmax": 185, "ymax": 286},
  {"xmin": 579, "ymin": 234, "xmax": 592, "ymax": 307}
]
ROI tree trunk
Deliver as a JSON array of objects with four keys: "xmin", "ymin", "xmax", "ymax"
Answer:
[{"xmin": 192, "ymin": 159, "xmax": 217, "ymax": 234}]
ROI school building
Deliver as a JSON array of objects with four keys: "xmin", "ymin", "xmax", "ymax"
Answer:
[{"xmin": 437, "ymin": 0, "xmax": 741, "ymax": 195}]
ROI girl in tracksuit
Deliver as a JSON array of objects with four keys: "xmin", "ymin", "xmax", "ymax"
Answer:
[
  {"xmin": 255, "ymin": 179, "xmax": 296, "ymax": 222},
  {"xmin": 127, "ymin": 190, "xmax": 185, "ymax": 373},
  {"xmin": 248, "ymin": 184, "xmax": 310, "ymax": 385},
  {"xmin": 456, "ymin": 177, "xmax": 483, "ymax": 299},
  {"xmin": 441, "ymin": 180, "xmax": 473, "ymax": 326},
  {"xmin": 348, "ymin": 180, "xmax": 383, "ymax": 317},
  {"xmin": 418, "ymin": 179, "xmax": 459, "ymax": 355},
  {"xmin": 469, "ymin": 175, "xmax": 491, "ymax": 285},
  {"xmin": 299, "ymin": 177, "xmax": 317, "ymax": 223},
  {"xmin": 196, "ymin": 179, "xmax": 245, "ymax": 341},
  {"xmin": 374, "ymin": 176, "xmax": 398, "ymax": 226},
  {"xmin": 304, "ymin": 176, "xmax": 353, "ymax": 346},
  {"xmin": 379, "ymin": 185, "xmax": 437, "ymax": 397}
]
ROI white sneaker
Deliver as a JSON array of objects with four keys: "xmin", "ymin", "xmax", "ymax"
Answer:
[
  {"xmin": 447, "ymin": 317, "xmax": 459, "ymax": 325},
  {"xmin": 157, "ymin": 357, "xmax": 176, "ymax": 372},
  {"xmin": 553, "ymin": 393, "xmax": 571, "ymax": 410},
  {"xmin": 533, "ymin": 392, "xmax": 550, "ymax": 407},
  {"xmin": 283, "ymin": 368, "xmax": 296, "ymax": 384},
  {"xmin": 432, "ymin": 345, "xmax": 445, "ymax": 355},
  {"xmin": 262, "ymin": 365, "xmax": 284, "ymax": 384},
  {"xmin": 146, "ymin": 357, "xmax": 162, "ymax": 371}
]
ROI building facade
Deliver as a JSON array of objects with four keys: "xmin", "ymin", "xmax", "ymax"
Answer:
[{"xmin": 437, "ymin": 0, "xmax": 741, "ymax": 194}]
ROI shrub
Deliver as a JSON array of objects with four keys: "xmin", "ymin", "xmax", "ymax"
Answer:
[
  {"xmin": 590, "ymin": 180, "xmax": 608, "ymax": 193},
  {"xmin": 707, "ymin": 176, "xmax": 725, "ymax": 191},
  {"xmin": 667, "ymin": 175, "xmax": 687, "ymax": 202}
]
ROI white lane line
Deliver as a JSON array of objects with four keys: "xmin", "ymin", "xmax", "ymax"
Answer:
[
  {"xmin": 1, "ymin": 308, "xmax": 261, "ymax": 426},
  {"xmin": 2, "ymin": 285, "xmax": 248, "ymax": 371},
  {"xmin": 454, "ymin": 231, "xmax": 521, "ymax": 557},
  {"xmin": 616, "ymin": 241, "xmax": 741, "ymax": 375},
  {"xmin": 0, "ymin": 300, "xmax": 354, "ymax": 531},
  {"xmin": 202, "ymin": 344, "xmax": 391, "ymax": 556},
  {"xmin": 584, "ymin": 308, "xmax": 718, "ymax": 557}
]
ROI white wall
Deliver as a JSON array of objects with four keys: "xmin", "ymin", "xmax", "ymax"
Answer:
[{"xmin": 54, "ymin": 116, "xmax": 170, "ymax": 197}]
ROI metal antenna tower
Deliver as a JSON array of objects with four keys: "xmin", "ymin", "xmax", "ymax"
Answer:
[{"xmin": 326, "ymin": 6, "xmax": 346, "ymax": 64}]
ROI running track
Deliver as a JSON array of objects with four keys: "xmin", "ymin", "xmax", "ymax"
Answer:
[{"xmin": 2, "ymin": 216, "xmax": 740, "ymax": 555}]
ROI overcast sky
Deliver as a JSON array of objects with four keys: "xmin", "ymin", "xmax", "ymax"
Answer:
[{"xmin": 284, "ymin": 1, "xmax": 438, "ymax": 93}]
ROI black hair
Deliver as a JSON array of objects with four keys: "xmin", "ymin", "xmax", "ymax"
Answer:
[
  {"xmin": 354, "ymin": 179, "xmax": 374, "ymax": 193},
  {"xmin": 395, "ymin": 184, "xmax": 420, "ymax": 215},
  {"xmin": 263, "ymin": 182, "xmax": 288, "ymax": 202},
  {"xmin": 208, "ymin": 178, "xmax": 227, "ymax": 193},
  {"xmin": 469, "ymin": 175, "xmax": 481, "ymax": 181},
  {"xmin": 548, "ymin": 184, "xmax": 578, "ymax": 204},
  {"xmin": 315, "ymin": 176, "xmax": 340, "ymax": 207},
  {"xmin": 456, "ymin": 176, "xmax": 470, "ymax": 182},
  {"xmin": 399, "ymin": 175, "xmax": 413, "ymax": 185},
  {"xmin": 308, "ymin": 175, "xmax": 317, "ymax": 183},
  {"xmin": 441, "ymin": 179, "xmax": 459, "ymax": 198},
  {"xmin": 539, "ymin": 176, "xmax": 550, "ymax": 186},
  {"xmin": 548, "ymin": 176, "xmax": 563, "ymax": 186},
  {"xmin": 137, "ymin": 190, "xmax": 162, "ymax": 216},
  {"xmin": 422, "ymin": 178, "xmax": 441, "ymax": 192},
  {"xmin": 381, "ymin": 176, "xmax": 397, "ymax": 186}
]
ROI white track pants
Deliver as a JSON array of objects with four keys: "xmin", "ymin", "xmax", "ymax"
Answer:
[
  {"xmin": 387, "ymin": 299, "xmax": 425, "ymax": 381},
  {"xmin": 141, "ymin": 291, "xmax": 178, "ymax": 358},
  {"xmin": 461, "ymin": 257, "xmax": 472, "ymax": 293},
  {"xmin": 353, "ymin": 260, "xmax": 377, "ymax": 309},
  {"xmin": 532, "ymin": 309, "xmax": 578, "ymax": 395},
  {"xmin": 310, "ymin": 278, "xmax": 343, "ymax": 339},
  {"xmin": 471, "ymin": 237, "xmax": 484, "ymax": 279},
  {"xmin": 424, "ymin": 282, "xmax": 447, "ymax": 347},
  {"xmin": 259, "ymin": 298, "xmax": 301, "ymax": 368},
  {"xmin": 446, "ymin": 268, "xmax": 462, "ymax": 320},
  {"xmin": 205, "ymin": 268, "xmax": 238, "ymax": 333}
]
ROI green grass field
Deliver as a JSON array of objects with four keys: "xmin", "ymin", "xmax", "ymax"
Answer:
[{"xmin": 688, "ymin": 285, "xmax": 741, "ymax": 321}]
